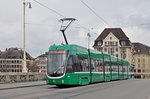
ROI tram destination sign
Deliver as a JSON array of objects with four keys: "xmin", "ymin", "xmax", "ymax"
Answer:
[{"xmin": 50, "ymin": 50, "xmax": 65, "ymax": 54}]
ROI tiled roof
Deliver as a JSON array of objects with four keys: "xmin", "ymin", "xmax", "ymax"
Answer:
[
  {"xmin": 93, "ymin": 28, "xmax": 131, "ymax": 47},
  {"xmin": 132, "ymin": 42, "xmax": 150, "ymax": 54},
  {"xmin": 37, "ymin": 54, "xmax": 47, "ymax": 58},
  {"xmin": 95, "ymin": 28, "xmax": 129, "ymax": 41},
  {"xmin": 35, "ymin": 54, "xmax": 47, "ymax": 60},
  {"xmin": 0, "ymin": 48, "xmax": 33, "ymax": 59}
]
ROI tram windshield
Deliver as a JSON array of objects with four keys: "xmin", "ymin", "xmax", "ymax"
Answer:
[{"xmin": 47, "ymin": 50, "xmax": 68, "ymax": 77}]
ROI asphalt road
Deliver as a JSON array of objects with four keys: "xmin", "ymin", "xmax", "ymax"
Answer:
[{"xmin": 0, "ymin": 79, "xmax": 150, "ymax": 99}]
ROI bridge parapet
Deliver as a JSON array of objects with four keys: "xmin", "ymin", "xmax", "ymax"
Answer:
[{"xmin": 0, "ymin": 72, "xmax": 45, "ymax": 84}]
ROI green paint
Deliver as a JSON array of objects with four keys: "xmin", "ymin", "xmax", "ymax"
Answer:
[
  {"xmin": 46, "ymin": 44, "xmax": 130, "ymax": 86},
  {"xmin": 102, "ymin": 52, "xmax": 105, "ymax": 81},
  {"xmin": 109, "ymin": 55, "xmax": 112, "ymax": 80}
]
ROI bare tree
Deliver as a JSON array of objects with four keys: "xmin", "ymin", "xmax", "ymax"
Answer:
[{"xmin": 28, "ymin": 60, "xmax": 39, "ymax": 72}]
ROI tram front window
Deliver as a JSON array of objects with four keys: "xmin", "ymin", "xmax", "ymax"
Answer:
[{"xmin": 47, "ymin": 50, "xmax": 68, "ymax": 77}]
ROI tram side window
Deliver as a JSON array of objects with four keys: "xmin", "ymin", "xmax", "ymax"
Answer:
[
  {"xmin": 116, "ymin": 63, "xmax": 118, "ymax": 72},
  {"xmin": 126, "ymin": 65, "xmax": 128, "ymax": 73},
  {"xmin": 95, "ymin": 60, "xmax": 99, "ymax": 72},
  {"xmin": 98, "ymin": 60, "xmax": 103, "ymax": 72},
  {"xmin": 83, "ymin": 59, "xmax": 88, "ymax": 72},
  {"xmin": 91, "ymin": 59, "xmax": 96, "ymax": 72},
  {"xmin": 66, "ymin": 56, "xmax": 73, "ymax": 73},
  {"xmin": 119, "ymin": 64, "xmax": 122, "ymax": 72},
  {"xmin": 122, "ymin": 65, "xmax": 126, "ymax": 73},
  {"xmin": 112, "ymin": 63, "xmax": 118, "ymax": 72},
  {"xmin": 72, "ymin": 55, "xmax": 79, "ymax": 72},
  {"xmin": 78, "ymin": 57, "xmax": 88, "ymax": 72},
  {"xmin": 95, "ymin": 60, "xmax": 102, "ymax": 72},
  {"xmin": 123, "ymin": 65, "xmax": 127, "ymax": 73},
  {"xmin": 105, "ymin": 61, "xmax": 110, "ymax": 72},
  {"xmin": 111, "ymin": 63, "xmax": 114, "ymax": 72}
]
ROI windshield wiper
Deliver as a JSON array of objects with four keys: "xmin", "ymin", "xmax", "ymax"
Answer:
[{"xmin": 54, "ymin": 65, "xmax": 65, "ymax": 74}]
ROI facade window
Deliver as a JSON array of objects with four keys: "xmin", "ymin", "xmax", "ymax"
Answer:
[
  {"xmin": 122, "ymin": 48, "xmax": 126, "ymax": 53},
  {"xmin": 143, "ymin": 54, "xmax": 145, "ymax": 57},
  {"xmin": 116, "ymin": 54, "xmax": 118, "ymax": 57},
  {"xmin": 110, "ymin": 48, "xmax": 114, "ymax": 53},
  {"xmin": 110, "ymin": 42, "xmax": 112, "ymax": 46},
  {"xmin": 112, "ymin": 42, "xmax": 114, "ymax": 46},
  {"xmin": 134, "ymin": 69, "xmax": 136, "ymax": 72},
  {"xmin": 97, "ymin": 41, "xmax": 101, "ymax": 46},
  {"xmin": 138, "ymin": 64, "xmax": 140, "ymax": 68},
  {"xmin": 105, "ymin": 42, "xmax": 107, "ymax": 46},
  {"xmin": 116, "ymin": 48, "xmax": 118, "ymax": 52},
  {"xmin": 97, "ymin": 42, "xmax": 100, "ymax": 46},
  {"xmin": 143, "ymin": 59, "xmax": 145, "ymax": 63},
  {"xmin": 110, "ymin": 37, "xmax": 112, "ymax": 40},
  {"xmin": 138, "ymin": 59, "xmax": 140, "ymax": 62},
  {"xmin": 108, "ymin": 48, "xmax": 110, "ymax": 53},
  {"xmin": 104, "ymin": 48, "xmax": 107, "ymax": 52},
  {"xmin": 138, "ymin": 53, "xmax": 140, "ymax": 57},
  {"xmin": 143, "ymin": 70, "xmax": 145, "ymax": 72},
  {"xmin": 108, "ymin": 42, "xmax": 110, "ymax": 46},
  {"xmin": 143, "ymin": 64, "xmax": 145, "ymax": 67},
  {"xmin": 138, "ymin": 69, "xmax": 141, "ymax": 73},
  {"xmin": 116, "ymin": 42, "xmax": 118, "ymax": 46},
  {"xmin": 123, "ymin": 54, "xmax": 126, "ymax": 59},
  {"xmin": 121, "ymin": 41, "xmax": 126, "ymax": 46}
]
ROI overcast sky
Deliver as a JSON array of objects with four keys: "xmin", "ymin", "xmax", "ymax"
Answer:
[{"xmin": 0, "ymin": 0, "xmax": 150, "ymax": 58}]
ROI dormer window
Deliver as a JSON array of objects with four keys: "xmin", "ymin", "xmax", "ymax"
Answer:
[
  {"xmin": 121, "ymin": 41, "xmax": 126, "ymax": 46},
  {"xmin": 97, "ymin": 41, "xmax": 102, "ymax": 46},
  {"xmin": 110, "ymin": 37, "xmax": 112, "ymax": 40}
]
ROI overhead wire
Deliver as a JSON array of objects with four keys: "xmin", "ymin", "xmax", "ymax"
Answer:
[
  {"xmin": 33, "ymin": 0, "xmax": 66, "ymax": 18},
  {"xmin": 79, "ymin": 0, "xmax": 111, "ymax": 28},
  {"xmin": 32, "ymin": 0, "xmax": 100, "ymax": 46},
  {"xmin": 32, "ymin": 0, "xmax": 89, "ymax": 31},
  {"xmin": 32, "ymin": 0, "xmax": 101, "ymax": 47}
]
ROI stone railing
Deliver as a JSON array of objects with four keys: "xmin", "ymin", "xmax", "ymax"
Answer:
[{"xmin": 0, "ymin": 72, "xmax": 46, "ymax": 84}]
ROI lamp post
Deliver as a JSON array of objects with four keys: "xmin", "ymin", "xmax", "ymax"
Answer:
[
  {"xmin": 22, "ymin": 0, "xmax": 31, "ymax": 72},
  {"xmin": 87, "ymin": 32, "xmax": 91, "ymax": 49}
]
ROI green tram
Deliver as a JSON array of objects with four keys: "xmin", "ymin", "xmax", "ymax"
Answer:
[{"xmin": 46, "ymin": 44, "xmax": 130, "ymax": 86}]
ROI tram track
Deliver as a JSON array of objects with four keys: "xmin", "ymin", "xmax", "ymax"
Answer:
[
  {"xmin": 0, "ymin": 79, "xmax": 146, "ymax": 99},
  {"xmin": 45, "ymin": 79, "xmax": 135, "ymax": 99},
  {"xmin": 61, "ymin": 79, "xmax": 133, "ymax": 99}
]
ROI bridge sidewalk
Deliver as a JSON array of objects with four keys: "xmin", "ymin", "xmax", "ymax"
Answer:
[{"xmin": 0, "ymin": 81, "xmax": 46, "ymax": 90}]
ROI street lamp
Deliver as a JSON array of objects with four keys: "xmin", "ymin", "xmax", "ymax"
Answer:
[
  {"xmin": 87, "ymin": 32, "xmax": 91, "ymax": 49},
  {"xmin": 22, "ymin": 0, "xmax": 31, "ymax": 72}
]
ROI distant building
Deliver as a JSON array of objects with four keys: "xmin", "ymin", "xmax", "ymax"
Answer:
[
  {"xmin": 0, "ymin": 48, "xmax": 33, "ymax": 72},
  {"xmin": 35, "ymin": 54, "xmax": 47, "ymax": 72},
  {"xmin": 93, "ymin": 28, "xmax": 133, "ymax": 64},
  {"xmin": 132, "ymin": 42, "xmax": 150, "ymax": 78}
]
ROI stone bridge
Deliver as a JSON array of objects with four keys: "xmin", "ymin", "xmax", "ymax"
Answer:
[{"xmin": 0, "ymin": 72, "xmax": 46, "ymax": 84}]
